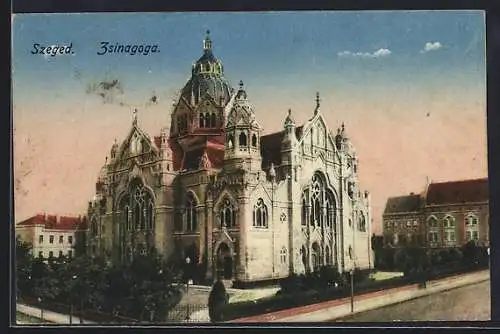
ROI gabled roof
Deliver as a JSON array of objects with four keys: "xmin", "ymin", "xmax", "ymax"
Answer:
[
  {"xmin": 17, "ymin": 214, "xmax": 87, "ymax": 231},
  {"xmin": 384, "ymin": 194, "xmax": 423, "ymax": 214},
  {"xmin": 426, "ymin": 178, "xmax": 489, "ymax": 205}
]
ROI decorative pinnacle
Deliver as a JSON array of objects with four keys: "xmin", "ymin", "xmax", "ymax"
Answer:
[
  {"xmin": 316, "ymin": 92, "xmax": 320, "ymax": 108},
  {"xmin": 203, "ymin": 30, "xmax": 212, "ymax": 51},
  {"xmin": 239, "ymin": 80, "xmax": 244, "ymax": 90},
  {"xmin": 133, "ymin": 108, "xmax": 138, "ymax": 125}
]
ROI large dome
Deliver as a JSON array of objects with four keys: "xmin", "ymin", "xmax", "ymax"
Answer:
[{"xmin": 180, "ymin": 31, "xmax": 233, "ymax": 106}]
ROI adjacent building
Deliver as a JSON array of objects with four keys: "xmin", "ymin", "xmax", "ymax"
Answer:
[
  {"xmin": 87, "ymin": 31, "xmax": 373, "ymax": 285},
  {"xmin": 382, "ymin": 178, "xmax": 489, "ymax": 249},
  {"xmin": 16, "ymin": 214, "xmax": 87, "ymax": 259}
]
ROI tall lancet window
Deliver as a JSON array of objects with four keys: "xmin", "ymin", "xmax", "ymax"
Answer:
[
  {"xmin": 301, "ymin": 191, "xmax": 308, "ymax": 226},
  {"xmin": 199, "ymin": 113, "xmax": 205, "ymax": 128},
  {"xmin": 239, "ymin": 132, "xmax": 247, "ymax": 147},
  {"xmin": 186, "ymin": 193, "xmax": 198, "ymax": 232},
  {"xmin": 253, "ymin": 198, "xmax": 268, "ymax": 228},
  {"xmin": 252, "ymin": 134, "xmax": 257, "ymax": 147},
  {"xmin": 219, "ymin": 198, "xmax": 236, "ymax": 228},
  {"xmin": 311, "ymin": 175, "xmax": 323, "ymax": 227},
  {"xmin": 210, "ymin": 113, "xmax": 217, "ymax": 128},
  {"xmin": 147, "ymin": 201, "xmax": 154, "ymax": 230}
]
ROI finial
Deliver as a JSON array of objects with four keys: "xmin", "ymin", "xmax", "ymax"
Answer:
[
  {"xmin": 316, "ymin": 92, "xmax": 320, "ymax": 108},
  {"xmin": 341, "ymin": 122, "xmax": 345, "ymax": 132},
  {"xmin": 203, "ymin": 30, "xmax": 212, "ymax": 51},
  {"xmin": 239, "ymin": 80, "xmax": 244, "ymax": 90},
  {"xmin": 105, "ymin": 156, "xmax": 108, "ymax": 164},
  {"xmin": 133, "ymin": 108, "xmax": 138, "ymax": 125},
  {"xmin": 288, "ymin": 108, "xmax": 292, "ymax": 116}
]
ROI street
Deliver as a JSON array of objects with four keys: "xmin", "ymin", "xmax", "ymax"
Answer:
[{"xmin": 335, "ymin": 280, "xmax": 490, "ymax": 322}]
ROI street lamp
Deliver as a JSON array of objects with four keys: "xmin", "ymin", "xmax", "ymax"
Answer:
[
  {"xmin": 185, "ymin": 256, "xmax": 191, "ymax": 321},
  {"xmin": 37, "ymin": 296, "xmax": 43, "ymax": 321},
  {"xmin": 70, "ymin": 274, "xmax": 77, "ymax": 325}
]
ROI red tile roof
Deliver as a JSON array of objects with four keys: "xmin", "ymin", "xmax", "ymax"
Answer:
[
  {"xmin": 425, "ymin": 178, "xmax": 489, "ymax": 205},
  {"xmin": 17, "ymin": 214, "xmax": 87, "ymax": 231}
]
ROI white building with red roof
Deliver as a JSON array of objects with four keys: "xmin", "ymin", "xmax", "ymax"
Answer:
[{"xmin": 16, "ymin": 213, "xmax": 87, "ymax": 259}]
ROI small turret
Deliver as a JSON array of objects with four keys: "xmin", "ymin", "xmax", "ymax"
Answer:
[{"xmin": 268, "ymin": 162, "xmax": 276, "ymax": 182}]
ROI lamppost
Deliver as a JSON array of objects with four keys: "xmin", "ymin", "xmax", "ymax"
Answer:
[
  {"xmin": 70, "ymin": 274, "xmax": 77, "ymax": 325},
  {"xmin": 37, "ymin": 296, "xmax": 43, "ymax": 321},
  {"xmin": 185, "ymin": 256, "xmax": 191, "ymax": 321},
  {"xmin": 350, "ymin": 261, "xmax": 354, "ymax": 313}
]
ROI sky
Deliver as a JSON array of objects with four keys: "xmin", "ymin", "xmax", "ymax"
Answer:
[{"xmin": 12, "ymin": 11, "xmax": 487, "ymax": 234}]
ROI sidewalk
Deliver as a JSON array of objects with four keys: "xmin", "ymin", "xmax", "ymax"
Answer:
[
  {"xmin": 16, "ymin": 303, "xmax": 95, "ymax": 325},
  {"xmin": 228, "ymin": 269, "xmax": 489, "ymax": 323}
]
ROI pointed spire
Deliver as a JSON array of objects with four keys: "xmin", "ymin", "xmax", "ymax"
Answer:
[
  {"xmin": 132, "ymin": 108, "xmax": 138, "ymax": 126},
  {"xmin": 236, "ymin": 80, "xmax": 247, "ymax": 99},
  {"xmin": 314, "ymin": 92, "xmax": 321, "ymax": 115},
  {"xmin": 284, "ymin": 108, "xmax": 295, "ymax": 128},
  {"xmin": 203, "ymin": 30, "xmax": 212, "ymax": 52}
]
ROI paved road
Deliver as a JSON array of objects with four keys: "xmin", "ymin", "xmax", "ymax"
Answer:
[{"xmin": 335, "ymin": 280, "xmax": 490, "ymax": 322}]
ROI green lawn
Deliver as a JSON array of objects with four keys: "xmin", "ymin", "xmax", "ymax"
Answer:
[{"xmin": 16, "ymin": 312, "xmax": 49, "ymax": 324}]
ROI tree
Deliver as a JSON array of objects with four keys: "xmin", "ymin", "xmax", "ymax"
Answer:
[
  {"xmin": 16, "ymin": 236, "xmax": 33, "ymax": 297},
  {"xmin": 208, "ymin": 280, "xmax": 229, "ymax": 323}
]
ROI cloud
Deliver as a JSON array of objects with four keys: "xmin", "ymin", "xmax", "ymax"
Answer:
[
  {"xmin": 420, "ymin": 42, "xmax": 442, "ymax": 53},
  {"xmin": 337, "ymin": 48, "xmax": 392, "ymax": 58}
]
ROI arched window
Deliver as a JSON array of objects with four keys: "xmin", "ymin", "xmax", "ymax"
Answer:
[
  {"xmin": 210, "ymin": 113, "xmax": 217, "ymax": 128},
  {"xmin": 427, "ymin": 216, "xmax": 440, "ymax": 247},
  {"xmin": 325, "ymin": 246, "xmax": 332, "ymax": 265},
  {"xmin": 227, "ymin": 134, "xmax": 234, "ymax": 149},
  {"xmin": 220, "ymin": 198, "xmax": 236, "ymax": 228},
  {"xmin": 199, "ymin": 113, "xmax": 205, "ymax": 128},
  {"xmin": 312, "ymin": 242, "xmax": 321, "ymax": 271},
  {"xmin": 239, "ymin": 132, "xmax": 247, "ymax": 147},
  {"xmin": 443, "ymin": 215, "xmax": 455, "ymax": 246},
  {"xmin": 465, "ymin": 213, "xmax": 480, "ymax": 242},
  {"xmin": 358, "ymin": 213, "xmax": 366, "ymax": 232},
  {"xmin": 311, "ymin": 174, "xmax": 324, "ymax": 227},
  {"xmin": 186, "ymin": 193, "xmax": 197, "ymax": 232},
  {"xmin": 253, "ymin": 198, "xmax": 268, "ymax": 228},
  {"xmin": 120, "ymin": 183, "xmax": 155, "ymax": 234},
  {"xmin": 251, "ymin": 134, "xmax": 257, "ymax": 147},
  {"xmin": 301, "ymin": 192, "xmax": 308, "ymax": 226},
  {"xmin": 325, "ymin": 192, "xmax": 335, "ymax": 228},
  {"xmin": 280, "ymin": 247, "xmax": 287, "ymax": 264},
  {"xmin": 147, "ymin": 201, "xmax": 154, "ymax": 230},
  {"xmin": 302, "ymin": 173, "xmax": 335, "ymax": 229}
]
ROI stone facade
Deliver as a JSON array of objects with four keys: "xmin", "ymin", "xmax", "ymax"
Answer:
[
  {"xmin": 87, "ymin": 32, "xmax": 373, "ymax": 285},
  {"xmin": 382, "ymin": 178, "xmax": 489, "ymax": 249}
]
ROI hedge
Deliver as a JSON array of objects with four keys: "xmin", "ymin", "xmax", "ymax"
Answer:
[{"xmin": 223, "ymin": 261, "xmax": 488, "ymax": 321}]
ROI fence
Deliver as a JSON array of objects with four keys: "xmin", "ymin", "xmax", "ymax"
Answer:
[
  {"xmin": 18, "ymin": 295, "xmax": 209, "ymax": 324},
  {"xmin": 164, "ymin": 304, "xmax": 208, "ymax": 323}
]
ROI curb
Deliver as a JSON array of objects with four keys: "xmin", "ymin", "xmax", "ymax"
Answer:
[{"xmin": 229, "ymin": 270, "xmax": 489, "ymax": 323}]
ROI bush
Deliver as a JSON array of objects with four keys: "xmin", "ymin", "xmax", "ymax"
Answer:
[
  {"xmin": 208, "ymin": 280, "xmax": 229, "ymax": 323},
  {"xmin": 279, "ymin": 274, "xmax": 305, "ymax": 294},
  {"xmin": 319, "ymin": 266, "xmax": 342, "ymax": 287}
]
